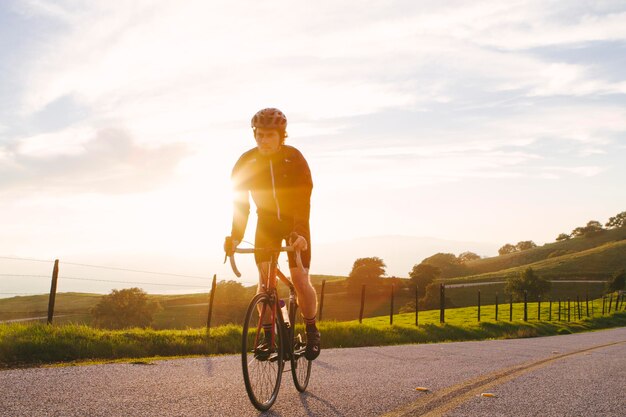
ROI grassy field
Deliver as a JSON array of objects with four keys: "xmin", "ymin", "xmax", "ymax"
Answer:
[
  {"xmin": 447, "ymin": 239, "xmax": 626, "ymax": 284},
  {"xmin": 2, "ymin": 299, "xmax": 624, "ymax": 367},
  {"xmin": 0, "ymin": 277, "xmax": 612, "ymax": 327},
  {"xmin": 459, "ymin": 227, "xmax": 626, "ymax": 279}
]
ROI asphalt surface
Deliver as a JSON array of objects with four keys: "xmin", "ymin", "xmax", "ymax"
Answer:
[{"xmin": 1, "ymin": 327, "xmax": 625, "ymax": 416}]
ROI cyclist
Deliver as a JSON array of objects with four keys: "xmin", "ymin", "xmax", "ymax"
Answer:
[{"xmin": 225, "ymin": 108, "xmax": 321, "ymax": 360}]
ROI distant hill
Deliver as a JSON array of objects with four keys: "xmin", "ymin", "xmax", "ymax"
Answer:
[{"xmin": 448, "ymin": 227, "xmax": 626, "ymax": 283}]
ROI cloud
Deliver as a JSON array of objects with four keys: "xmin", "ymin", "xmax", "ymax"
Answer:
[
  {"xmin": 17, "ymin": 0, "xmax": 626, "ymax": 136},
  {"xmin": 7, "ymin": 1, "xmax": 626, "ymax": 193},
  {"xmin": 0, "ymin": 128, "xmax": 188, "ymax": 194}
]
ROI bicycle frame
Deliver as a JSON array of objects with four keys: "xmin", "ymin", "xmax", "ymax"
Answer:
[
  {"xmin": 230, "ymin": 245, "xmax": 312, "ymax": 410},
  {"xmin": 230, "ymin": 247, "xmax": 302, "ymax": 358}
]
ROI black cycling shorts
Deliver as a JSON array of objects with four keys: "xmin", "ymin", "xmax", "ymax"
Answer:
[{"xmin": 254, "ymin": 216, "xmax": 311, "ymax": 269}]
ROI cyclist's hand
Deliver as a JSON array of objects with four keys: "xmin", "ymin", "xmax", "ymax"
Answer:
[
  {"xmin": 289, "ymin": 232, "xmax": 308, "ymax": 251},
  {"xmin": 224, "ymin": 236, "xmax": 239, "ymax": 256}
]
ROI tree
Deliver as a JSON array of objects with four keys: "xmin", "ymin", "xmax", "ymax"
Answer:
[
  {"xmin": 555, "ymin": 233, "xmax": 570, "ymax": 242},
  {"xmin": 408, "ymin": 263, "xmax": 441, "ymax": 297},
  {"xmin": 498, "ymin": 243, "xmax": 517, "ymax": 256},
  {"xmin": 458, "ymin": 251, "xmax": 480, "ymax": 263},
  {"xmin": 606, "ymin": 270, "xmax": 626, "ymax": 293},
  {"xmin": 212, "ymin": 280, "xmax": 253, "ymax": 324},
  {"xmin": 91, "ymin": 287, "xmax": 161, "ymax": 329},
  {"xmin": 605, "ymin": 211, "xmax": 626, "ymax": 229},
  {"xmin": 515, "ymin": 241, "xmax": 537, "ymax": 251},
  {"xmin": 571, "ymin": 220, "xmax": 605, "ymax": 238},
  {"xmin": 348, "ymin": 257, "xmax": 386, "ymax": 290},
  {"xmin": 504, "ymin": 267, "xmax": 551, "ymax": 301},
  {"xmin": 419, "ymin": 282, "xmax": 455, "ymax": 310},
  {"xmin": 421, "ymin": 252, "xmax": 467, "ymax": 278}
]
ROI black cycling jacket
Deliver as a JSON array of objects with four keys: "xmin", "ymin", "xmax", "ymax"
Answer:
[{"xmin": 230, "ymin": 145, "xmax": 313, "ymax": 242}]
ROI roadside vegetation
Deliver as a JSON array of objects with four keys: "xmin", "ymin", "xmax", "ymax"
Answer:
[{"xmin": 2, "ymin": 302, "xmax": 624, "ymax": 368}]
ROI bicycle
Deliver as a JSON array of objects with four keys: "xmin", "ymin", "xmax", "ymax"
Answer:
[{"xmin": 227, "ymin": 245, "xmax": 312, "ymax": 411}]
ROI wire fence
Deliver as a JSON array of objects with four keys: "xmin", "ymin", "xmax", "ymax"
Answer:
[{"xmin": 1, "ymin": 255, "xmax": 624, "ymax": 329}]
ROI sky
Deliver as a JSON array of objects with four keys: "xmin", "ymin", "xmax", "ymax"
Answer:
[{"xmin": 1, "ymin": 1, "xmax": 626, "ymax": 296}]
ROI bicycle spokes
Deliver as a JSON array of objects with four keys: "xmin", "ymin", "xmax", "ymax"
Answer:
[{"xmin": 242, "ymin": 294, "xmax": 284, "ymax": 411}]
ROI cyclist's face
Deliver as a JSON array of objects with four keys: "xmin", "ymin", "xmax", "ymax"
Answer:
[{"xmin": 254, "ymin": 128, "xmax": 281, "ymax": 155}]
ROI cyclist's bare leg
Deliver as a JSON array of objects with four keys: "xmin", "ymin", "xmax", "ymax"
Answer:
[
  {"xmin": 289, "ymin": 267, "xmax": 317, "ymax": 320},
  {"xmin": 257, "ymin": 262, "xmax": 274, "ymax": 326}
]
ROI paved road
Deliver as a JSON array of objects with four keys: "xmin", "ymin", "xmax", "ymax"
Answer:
[{"xmin": 1, "ymin": 328, "xmax": 625, "ymax": 416}]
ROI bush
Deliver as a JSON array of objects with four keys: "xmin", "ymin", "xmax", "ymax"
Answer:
[{"xmin": 92, "ymin": 288, "xmax": 161, "ymax": 329}]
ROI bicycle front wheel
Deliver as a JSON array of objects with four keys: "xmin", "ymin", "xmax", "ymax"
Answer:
[
  {"xmin": 290, "ymin": 305, "xmax": 312, "ymax": 392},
  {"xmin": 242, "ymin": 293, "xmax": 285, "ymax": 411}
]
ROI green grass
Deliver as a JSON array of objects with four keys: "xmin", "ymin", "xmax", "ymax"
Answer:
[
  {"xmin": 448, "ymin": 239, "xmax": 626, "ymax": 284},
  {"xmin": 2, "ymin": 300, "xmax": 624, "ymax": 368},
  {"xmin": 459, "ymin": 227, "xmax": 626, "ymax": 280}
]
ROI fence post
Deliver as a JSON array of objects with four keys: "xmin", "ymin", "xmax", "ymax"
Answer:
[
  {"xmin": 477, "ymin": 290, "xmax": 481, "ymax": 322},
  {"xmin": 523, "ymin": 291, "xmax": 528, "ymax": 322},
  {"xmin": 415, "ymin": 285, "xmax": 419, "ymax": 327},
  {"xmin": 558, "ymin": 299, "xmax": 561, "ymax": 321},
  {"xmin": 537, "ymin": 295, "xmax": 541, "ymax": 321},
  {"xmin": 567, "ymin": 298, "xmax": 571, "ymax": 322},
  {"xmin": 509, "ymin": 294, "xmax": 513, "ymax": 321},
  {"xmin": 319, "ymin": 280, "xmax": 326, "ymax": 321},
  {"xmin": 549, "ymin": 298, "xmax": 552, "ymax": 321},
  {"xmin": 359, "ymin": 285, "xmax": 366, "ymax": 324},
  {"xmin": 47, "ymin": 259, "xmax": 60, "ymax": 325},
  {"xmin": 206, "ymin": 274, "xmax": 217, "ymax": 331},
  {"xmin": 585, "ymin": 293, "xmax": 589, "ymax": 317},
  {"xmin": 608, "ymin": 294, "xmax": 613, "ymax": 313},
  {"xmin": 390, "ymin": 283, "xmax": 395, "ymax": 325},
  {"xmin": 576, "ymin": 295, "xmax": 581, "ymax": 320},
  {"xmin": 439, "ymin": 284, "xmax": 445, "ymax": 324},
  {"xmin": 495, "ymin": 292, "xmax": 499, "ymax": 321}
]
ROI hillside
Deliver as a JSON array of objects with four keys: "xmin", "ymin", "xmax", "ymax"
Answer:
[
  {"xmin": 447, "ymin": 239, "xmax": 626, "ymax": 283},
  {"xmin": 459, "ymin": 227, "xmax": 626, "ymax": 279}
]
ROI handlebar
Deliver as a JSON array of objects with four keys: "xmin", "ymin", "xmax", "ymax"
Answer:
[{"xmin": 226, "ymin": 246, "xmax": 304, "ymax": 277}]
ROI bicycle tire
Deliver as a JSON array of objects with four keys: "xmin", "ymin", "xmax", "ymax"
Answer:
[
  {"xmin": 289, "ymin": 304, "xmax": 312, "ymax": 392},
  {"xmin": 241, "ymin": 292, "xmax": 285, "ymax": 411}
]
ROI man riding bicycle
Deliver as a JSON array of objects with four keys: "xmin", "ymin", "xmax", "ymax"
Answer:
[{"xmin": 225, "ymin": 108, "xmax": 321, "ymax": 360}]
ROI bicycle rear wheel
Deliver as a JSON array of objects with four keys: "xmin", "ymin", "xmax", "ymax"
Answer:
[
  {"xmin": 290, "ymin": 305, "xmax": 312, "ymax": 392},
  {"xmin": 242, "ymin": 293, "xmax": 285, "ymax": 411}
]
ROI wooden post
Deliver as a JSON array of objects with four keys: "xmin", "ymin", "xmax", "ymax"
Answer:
[
  {"xmin": 608, "ymin": 294, "xmax": 613, "ymax": 313},
  {"xmin": 549, "ymin": 298, "xmax": 552, "ymax": 321},
  {"xmin": 567, "ymin": 298, "xmax": 571, "ymax": 322},
  {"xmin": 47, "ymin": 259, "xmax": 60, "ymax": 325},
  {"xmin": 523, "ymin": 291, "xmax": 528, "ymax": 322},
  {"xmin": 602, "ymin": 296, "xmax": 606, "ymax": 315},
  {"xmin": 439, "ymin": 284, "xmax": 445, "ymax": 324},
  {"xmin": 359, "ymin": 284, "xmax": 366, "ymax": 324},
  {"xmin": 576, "ymin": 295, "xmax": 581, "ymax": 320},
  {"xmin": 206, "ymin": 274, "xmax": 217, "ymax": 330},
  {"xmin": 585, "ymin": 293, "xmax": 589, "ymax": 317},
  {"xmin": 495, "ymin": 292, "xmax": 499, "ymax": 321},
  {"xmin": 389, "ymin": 284, "xmax": 395, "ymax": 325},
  {"xmin": 509, "ymin": 294, "xmax": 513, "ymax": 321},
  {"xmin": 537, "ymin": 295, "xmax": 541, "ymax": 321},
  {"xmin": 415, "ymin": 285, "xmax": 419, "ymax": 327},
  {"xmin": 477, "ymin": 290, "xmax": 481, "ymax": 322},
  {"xmin": 319, "ymin": 280, "xmax": 326, "ymax": 321},
  {"xmin": 558, "ymin": 299, "xmax": 561, "ymax": 321}
]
